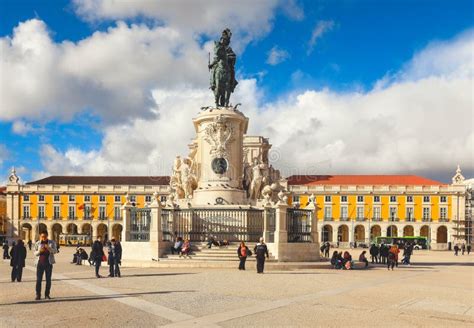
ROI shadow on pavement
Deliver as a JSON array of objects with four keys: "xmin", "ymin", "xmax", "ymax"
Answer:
[
  {"xmin": 0, "ymin": 272, "xmax": 197, "ymax": 284},
  {"xmin": 1, "ymin": 290, "xmax": 196, "ymax": 306}
]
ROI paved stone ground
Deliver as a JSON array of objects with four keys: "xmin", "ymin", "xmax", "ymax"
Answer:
[{"xmin": 0, "ymin": 247, "xmax": 472, "ymax": 327}]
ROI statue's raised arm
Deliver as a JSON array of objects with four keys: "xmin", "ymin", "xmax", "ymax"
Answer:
[{"xmin": 209, "ymin": 28, "xmax": 238, "ymax": 108}]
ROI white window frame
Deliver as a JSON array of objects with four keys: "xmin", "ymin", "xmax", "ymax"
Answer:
[
  {"xmin": 114, "ymin": 195, "xmax": 121, "ymax": 203},
  {"xmin": 357, "ymin": 196, "xmax": 364, "ymax": 203},
  {"xmin": 130, "ymin": 195, "xmax": 137, "ymax": 203},
  {"xmin": 406, "ymin": 207, "xmax": 414, "ymax": 221},
  {"xmin": 160, "ymin": 195, "xmax": 167, "ymax": 203},
  {"xmin": 38, "ymin": 195, "xmax": 45, "ymax": 202},
  {"xmin": 69, "ymin": 195, "xmax": 76, "ymax": 202},
  {"xmin": 54, "ymin": 195, "xmax": 60, "ymax": 202},
  {"xmin": 23, "ymin": 205, "xmax": 30, "ymax": 218},
  {"xmin": 84, "ymin": 205, "xmax": 91, "ymax": 219},
  {"xmin": 440, "ymin": 207, "xmax": 447, "ymax": 220},
  {"xmin": 440, "ymin": 196, "xmax": 447, "ymax": 203},
  {"xmin": 38, "ymin": 205, "xmax": 45, "ymax": 219},
  {"xmin": 68, "ymin": 206, "xmax": 76, "ymax": 219},
  {"xmin": 23, "ymin": 195, "xmax": 30, "ymax": 201},
  {"xmin": 422, "ymin": 207, "xmax": 430, "ymax": 219},
  {"xmin": 423, "ymin": 195, "xmax": 430, "ymax": 203},
  {"xmin": 406, "ymin": 195, "xmax": 413, "ymax": 203},
  {"xmin": 324, "ymin": 206, "xmax": 332, "ymax": 219},
  {"xmin": 114, "ymin": 206, "xmax": 121, "ymax": 220},
  {"xmin": 53, "ymin": 206, "xmax": 60, "ymax": 219},
  {"xmin": 373, "ymin": 195, "xmax": 380, "ymax": 203},
  {"xmin": 99, "ymin": 206, "xmax": 106, "ymax": 219},
  {"xmin": 356, "ymin": 206, "xmax": 364, "ymax": 219},
  {"xmin": 84, "ymin": 195, "xmax": 91, "ymax": 202},
  {"xmin": 99, "ymin": 195, "xmax": 106, "ymax": 202},
  {"xmin": 340, "ymin": 195, "xmax": 348, "ymax": 203},
  {"xmin": 340, "ymin": 206, "xmax": 348, "ymax": 219},
  {"xmin": 389, "ymin": 206, "xmax": 397, "ymax": 220},
  {"xmin": 145, "ymin": 195, "xmax": 152, "ymax": 203},
  {"xmin": 390, "ymin": 196, "xmax": 397, "ymax": 203},
  {"xmin": 292, "ymin": 195, "xmax": 300, "ymax": 203},
  {"xmin": 373, "ymin": 206, "xmax": 381, "ymax": 219}
]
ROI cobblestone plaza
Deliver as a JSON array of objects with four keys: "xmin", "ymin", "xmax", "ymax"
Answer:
[{"xmin": 1, "ymin": 247, "xmax": 472, "ymax": 327}]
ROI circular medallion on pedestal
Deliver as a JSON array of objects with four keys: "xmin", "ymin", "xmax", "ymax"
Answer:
[{"xmin": 211, "ymin": 157, "xmax": 228, "ymax": 174}]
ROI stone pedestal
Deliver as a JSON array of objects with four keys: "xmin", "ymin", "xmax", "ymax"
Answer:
[{"xmin": 191, "ymin": 108, "xmax": 249, "ymax": 206}]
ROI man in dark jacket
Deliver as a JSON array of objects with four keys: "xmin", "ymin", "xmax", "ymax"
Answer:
[
  {"xmin": 108, "ymin": 239, "xmax": 122, "ymax": 277},
  {"xmin": 92, "ymin": 236, "xmax": 105, "ymax": 278},
  {"xmin": 254, "ymin": 237, "xmax": 269, "ymax": 274},
  {"xmin": 3, "ymin": 242, "xmax": 9, "ymax": 259},
  {"xmin": 11, "ymin": 239, "xmax": 27, "ymax": 282},
  {"xmin": 369, "ymin": 244, "xmax": 379, "ymax": 263}
]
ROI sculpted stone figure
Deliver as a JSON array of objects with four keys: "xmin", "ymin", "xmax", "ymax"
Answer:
[
  {"xmin": 209, "ymin": 28, "xmax": 238, "ymax": 107},
  {"xmin": 249, "ymin": 158, "xmax": 265, "ymax": 200},
  {"xmin": 170, "ymin": 156, "xmax": 197, "ymax": 199},
  {"xmin": 180, "ymin": 158, "xmax": 197, "ymax": 198}
]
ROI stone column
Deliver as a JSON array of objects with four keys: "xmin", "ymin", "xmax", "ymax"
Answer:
[
  {"xmin": 381, "ymin": 224, "xmax": 387, "ymax": 237},
  {"xmin": 263, "ymin": 204, "xmax": 272, "ymax": 242},
  {"xmin": 121, "ymin": 203, "xmax": 132, "ymax": 242},
  {"xmin": 148, "ymin": 196, "xmax": 163, "ymax": 260},
  {"xmin": 47, "ymin": 224, "xmax": 53, "ymax": 240},
  {"xmin": 31, "ymin": 223, "xmax": 38, "ymax": 242},
  {"xmin": 92, "ymin": 223, "xmax": 98, "ymax": 241},
  {"xmin": 306, "ymin": 195, "xmax": 319, "ymax": 245},
  {"xmin": 274, "ymin": 202, "xmax": 288, "ymax": 245}
]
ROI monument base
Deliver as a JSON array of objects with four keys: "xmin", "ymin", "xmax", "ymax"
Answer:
[{"xmin": 192, "ymin": 187, "xmax": 248, "ymax": 206}]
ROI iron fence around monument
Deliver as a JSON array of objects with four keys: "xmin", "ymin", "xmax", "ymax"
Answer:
[
  {"xmin": 287, "ymin": 208, "xmax": 313, "ymax": 243},
  {"xmin": 130, "ymin": 208, "xmax": 151, "ymax": 241},
  {"xmin": 161, "ymin": 208, "xmax": 264, "ymax": 242}
]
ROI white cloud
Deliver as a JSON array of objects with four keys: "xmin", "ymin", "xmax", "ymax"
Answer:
[
  {"xmin": 308, "ymin": 20, "xmax": 334, "ymax": 55},
  {"xmin": 31, "ymin": 29, "xmax": 473, "ymax": 183},
  {"xmin": 0, "ymin": 144, "xmax": 9, "ymax": 167},
  {"xmin": 266, "ymin": 46, "xmax": 290, "ymax": 65},
  {"xmin": 72, "ymin": 0, "xmax": 279, "ymax": 51},
  {"xmin": 11, "ymin": 120, "xmax": 42, "ymax": 136},
  {"xmin": 0, "ymin": 19, "xmax": 213, "ymax": 124},
  {"xmin": 280, "ymin": 0, "xmax": 305, "ymax": 21}
]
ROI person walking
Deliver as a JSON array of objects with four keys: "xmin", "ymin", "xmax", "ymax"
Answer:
[
  {"xmin": 324, "ymin": 242, "xmax": 330, "ymax": 258},
  {"xmin": 389, "ymin": 244, "xmax": 400, "ymax": 267},
  {"xmin": 237, "ymin": 241, "xmax": 251, "ymax": 270},
  {"xmin": 11, "ymin": 239, "xmax": 27, "ymax": 282},
  {"xmin": 467, "ymin": 244, "xmax": 471, "ymax": 255},
  {"xmin": 92, "ymin": 236, "xmax": 105, "ymax": 278},
  {"xmin": 454, "ymin": 244, "xmax": 459, "ymax": 256},
  {"xmin": 108, "ymin": 239, "xmax": 122, "ymax": 277},
  {"xmin": 369, "ymin": 244, "xmax": 379, "ymax": 264},
  {"xmin": 34, "ymin": 231, "xmax": 57, "ymax": 300},
  {"xmin": 461, "ymin": 244, "xmax": 466, "ymax": 255},
  {"xmin": 27, "ymin": 239, "xmax": 32, "ymax": 251},
  {"xmin": 3, "ymin": 241, "xmax": 9, "ymax": 259},
  {"xmin": 254, "ymin": 237, "xmax": 269, "ymax": 274}
]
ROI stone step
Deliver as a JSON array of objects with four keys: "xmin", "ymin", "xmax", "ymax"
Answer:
[
  {"xmin": 122, "ymin": 260, "xmax": 329, "ymax": 270},
  {"xmin": 163, "ymin": 254, "xmax": 276, "ymax": 261}
]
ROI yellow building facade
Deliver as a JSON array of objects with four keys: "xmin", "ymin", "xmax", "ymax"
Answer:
[
  {"xmin": 5, "ymin": 172, "xmax": 169, "ymax": 243},
  {"xmin": 286, "ymin": 175, "xmax": 466, "ymax": 249}
]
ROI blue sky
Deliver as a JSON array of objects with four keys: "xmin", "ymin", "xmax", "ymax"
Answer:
[{"xmin": 0, "ymin": 0, "xmax": 473, "ymax": 183}]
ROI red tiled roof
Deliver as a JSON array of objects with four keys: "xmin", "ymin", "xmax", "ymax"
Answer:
[
  {"xmin": 287, "ymin": 175, "xmax": 446, "ymax": 186},
  {"xmin": 26, "ymin": 176, "xmax": 170, "ymax": 186}
]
